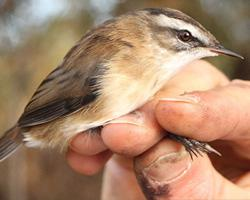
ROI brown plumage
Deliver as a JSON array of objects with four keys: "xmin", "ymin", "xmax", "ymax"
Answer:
[{"xmin": 0, "ymin": 8, "xmax": 242, "ymax": 160}]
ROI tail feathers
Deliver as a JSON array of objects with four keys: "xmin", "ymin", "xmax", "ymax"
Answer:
[{"xmin": 0, "ymin": 126, "xmax": 22, "ymax": 161}]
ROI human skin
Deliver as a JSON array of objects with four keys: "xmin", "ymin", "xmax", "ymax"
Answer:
[{"xmin": 66, "ymin": 60, "xmax": 250, "ymax": 199}]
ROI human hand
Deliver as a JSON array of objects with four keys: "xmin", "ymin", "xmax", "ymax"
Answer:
[{"xmin": 67, "ymin": 60, "xmax": 250, "ymax": 199}]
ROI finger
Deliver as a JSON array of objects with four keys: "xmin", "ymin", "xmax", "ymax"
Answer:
[
  {"xmin": 134, "ymin": 139, "xmax": 250, "ymax": 199},
  {"xmin": 101, "ymin": 156, "xmax": 145, "ymax": 200},
  {"xmin": 102, "ymin": 109, "xmax": 164, "ymax": 156},
  {"xmin": 156, "ymin": 81, "xmax": 250, "ymax": 142},
  {"xmin": 66, "ymin": 149, "xmax": 112, "ymax": 175},
  {"xmin": 157, "ymin": 60, "xmax": 229, "ymax": 96},
  {"xmin": 102, "ymin": 60, "xmax": 228, "ymax": 157},
  {"xmin": 70, "ymin": 130, "xmax": 107, "ymax": 156}
]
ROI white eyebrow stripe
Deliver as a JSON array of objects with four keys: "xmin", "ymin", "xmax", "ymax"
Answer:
[{"xmin": 156, "ymin": 15, "xmax": 209, "ymax": 44}]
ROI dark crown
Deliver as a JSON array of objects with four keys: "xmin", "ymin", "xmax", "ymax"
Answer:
[{"xmin": 144, "ymin": 8, "xmax": 207, "ymax": 33}]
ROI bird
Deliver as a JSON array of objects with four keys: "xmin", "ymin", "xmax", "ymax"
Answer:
[{"xmin": 0, "ymin": 7, "xmax": 243, "ymax": 161}]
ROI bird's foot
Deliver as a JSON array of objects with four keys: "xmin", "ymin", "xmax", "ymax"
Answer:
[{"xmin": 167, "ymin": 132, "xmax": 221, "ymax": 160}]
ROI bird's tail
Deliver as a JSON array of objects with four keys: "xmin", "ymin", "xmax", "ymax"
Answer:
[{"xmin": 0, "ymin": 125, "xmax": 22, "ymax": 161}]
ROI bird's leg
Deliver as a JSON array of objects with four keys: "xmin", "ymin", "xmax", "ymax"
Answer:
[
  {"xmin": 167, "ymin": 132, "xmax": 221, "ymax": 160},
  {"xmin": 87, "ymin": 126, "xmax": 103, "ymax": 135}
]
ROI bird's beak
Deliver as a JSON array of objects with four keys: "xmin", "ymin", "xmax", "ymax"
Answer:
[{"xmin": 209, "ymin": 45, "xmax": 244, "ymax": 60}]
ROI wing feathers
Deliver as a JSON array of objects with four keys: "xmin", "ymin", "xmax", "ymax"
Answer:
[
  {"xmin": 19, "ymin": 93, "xmax": 98, "ymax": 127},
  {"xmin": 17, "ymin": 27, "xmax": 118, "ymax": 128}
]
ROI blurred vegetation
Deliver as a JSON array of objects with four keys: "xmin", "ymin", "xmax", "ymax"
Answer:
[{"xmin": 0, "ymin": 0, "xmax": 249, "ymax": 199}]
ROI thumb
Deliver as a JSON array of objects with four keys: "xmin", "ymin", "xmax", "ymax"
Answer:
[{"xmin": 134, "ymin": 139, "xmax": 247, "ymax": 200}]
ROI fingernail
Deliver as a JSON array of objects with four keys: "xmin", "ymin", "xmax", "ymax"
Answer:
[
  {"xmin": 105, "ymin": 111, "xmax": 145, "ymax": 126},
  {"xmin": 159, "ymin": 95, "xmax": 200, "ymax": 104},
  {"xmin": 142, "ymin": 150, "xmax": 191, "ymax": 184}
]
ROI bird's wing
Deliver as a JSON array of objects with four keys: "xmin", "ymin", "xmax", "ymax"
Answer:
[
  {"xmin": 17, "ymin": 18, "xmax": 131, "ymax": 128},
  {"xmin": 18, "ymin": 39, "xmax": 109, "ymax": 128}
]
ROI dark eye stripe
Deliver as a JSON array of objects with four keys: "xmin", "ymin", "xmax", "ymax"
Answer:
[{"xmin": 172, "ymin": 29, "xmax": 206, "ymax": 47}]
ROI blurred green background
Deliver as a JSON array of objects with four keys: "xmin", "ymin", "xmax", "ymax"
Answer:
[{"xmin": 0, "ymin": 0, "xmax": 249, "ymax": 199}]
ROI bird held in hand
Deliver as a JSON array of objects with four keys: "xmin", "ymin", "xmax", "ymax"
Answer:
[{"xmin": 0, "ymin": 8, "xmax": 243, "ymax": 161}]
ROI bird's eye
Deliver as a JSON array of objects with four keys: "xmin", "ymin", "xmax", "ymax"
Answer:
[{"xmin": 178, "ymin": 30, "xmax": 192, "ymax": 42}]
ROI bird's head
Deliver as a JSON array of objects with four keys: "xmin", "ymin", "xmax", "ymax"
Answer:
[
  {"xmin": 140, "ymin": 8, "xmax": 243, "ymax": 62},
  {"xmin": 96, "ymin": 8, "xmax": 243, "ymax": 79},
  {"xmin": 73, "ymin": 8, "xmax": 243, "ymax": 89}
]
